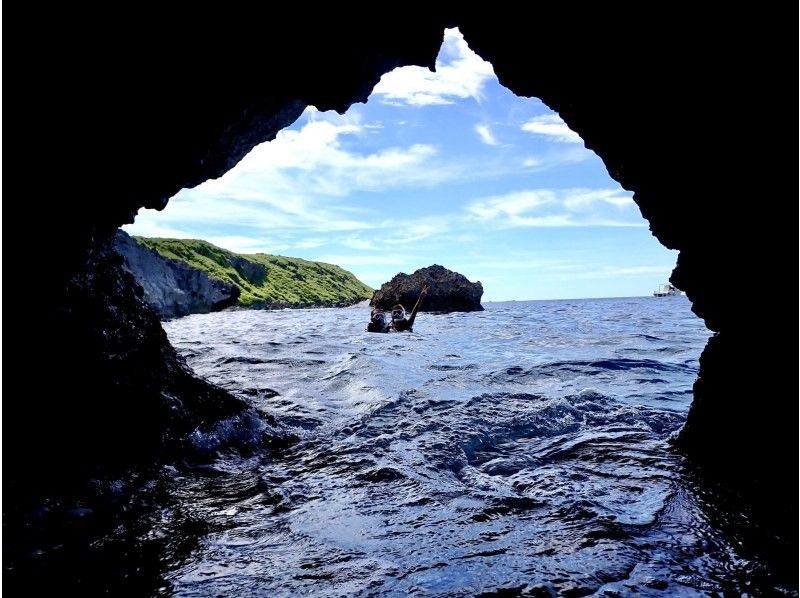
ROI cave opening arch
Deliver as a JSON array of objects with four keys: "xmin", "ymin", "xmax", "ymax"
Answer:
[
  {"xmin": 6, "ymin": 9, "xmax": 795, "ymax": 594},
  {"xmin": 124, "ymin": 27, "xmax": 680, "ymax": 314}
]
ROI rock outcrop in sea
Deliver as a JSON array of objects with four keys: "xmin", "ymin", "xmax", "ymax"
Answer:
[
  {"xmin": 114, "ymin": 230, "xmax": 240, "ymax": 318},
  {"xmin": 371, "ymin": 264, "xmax": 484, "ymax": 312}
]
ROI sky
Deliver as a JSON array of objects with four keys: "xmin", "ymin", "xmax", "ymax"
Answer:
[{"xmin": 123, "ymin": 29, "xmax": 677, "ymax": 301}]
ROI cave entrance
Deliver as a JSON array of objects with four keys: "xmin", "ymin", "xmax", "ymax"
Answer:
[
  {"xmin": 119, "ymin": 24, "xmax": 708, "ymax": 457},
  {"xmin": 123, "ymin": 28, "xmax": 680, "ymax": 307},
  {"xmin": 120, "ymin": 25, "xmax": 708, "ymax": 422},
  {"xmin": 41, "ymin": 25, "xmax": 724, "ymax": 596}
]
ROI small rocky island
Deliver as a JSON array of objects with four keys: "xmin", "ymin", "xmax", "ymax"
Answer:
[{"xmin": 371, "ymin": 264, "xmax": 484, "ymax": 312}]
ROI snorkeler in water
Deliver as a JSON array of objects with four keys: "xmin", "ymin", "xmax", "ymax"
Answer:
[
  {"xmin": 366, "ymin": 285, "xmax": 428, "ymax": 333},
  {"xmin": 389, "ymin": 285, "xmax": 428, "ymax": 332},
  {"xmin": 367, "ymin": 308, "xmax": 389, "ymax": 333}
]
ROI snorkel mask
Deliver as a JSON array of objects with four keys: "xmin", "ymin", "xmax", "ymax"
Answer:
[
  {"xmin": 371, "ymin": 310, "xmax": 386, "ymax": 324},
  {"xmin": 391, "ymin": 306, "xmax": 406, "ymax": 322}
]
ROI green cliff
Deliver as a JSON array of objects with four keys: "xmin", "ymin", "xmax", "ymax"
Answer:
[{"xmin": 134, "ymin": 237, "xmax": 372, "ymax": 308}]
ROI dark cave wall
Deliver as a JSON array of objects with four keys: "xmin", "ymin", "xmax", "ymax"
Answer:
[
  {"xmin": 452, "ymin": 14, "xmax": 795, "ymax": 478},
  {"xmin": 6, "ymin": 10, "xmax": 793, "ymax": 500},
  {"xmin": 6, "ymin": 15, "xmax": 450, "ymax": 490},
  {"xmin": 7, "ymin": 237, "xmax": 247, "ymax": 489}
]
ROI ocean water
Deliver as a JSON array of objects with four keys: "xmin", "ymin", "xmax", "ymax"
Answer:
[
  {"xmin": 22, "ymin": 296, "xmax": 788, "ymax": 595},
  {"xmin": 109, "ymin": 295, "xmax": 776, "ymax": 596}
]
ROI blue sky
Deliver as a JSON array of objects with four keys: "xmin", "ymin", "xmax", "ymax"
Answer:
[{"xmin": 124, "ymin": 29, "xmax": 676, "ymax": 301}]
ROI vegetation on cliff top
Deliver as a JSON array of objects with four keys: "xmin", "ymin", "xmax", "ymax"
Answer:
[{"xmin": 135, "ymin": 237, "xmax": 372, "ymax": 308}]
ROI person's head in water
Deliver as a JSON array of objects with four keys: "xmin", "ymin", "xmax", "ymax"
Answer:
[
  {"xmin": 367, "ymin": 308, "xmax": 388, "ymax": 333},
  {"xmin": 390, "ymin": 305, "xmax": 406, "ymax": 324},
  {"xmin": 390, "ymin": 285, "xmax": 428, "ymax": 332}
]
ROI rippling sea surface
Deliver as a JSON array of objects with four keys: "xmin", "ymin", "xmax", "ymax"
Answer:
[{"xmin": 132, "ymin": 297, "xmax": 785, "ymax": 595}]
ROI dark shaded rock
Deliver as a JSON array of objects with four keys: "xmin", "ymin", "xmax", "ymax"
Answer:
[
  {"xmin": 6, "ymin": 237, "xmax": 251, "ymax": 489},
  {"xmin": 371, "ymin": 265, "xmax": 483, "ymax": 312},
  {"xmin": 229, "ymin": 255, "xmax": 267, "ymax": 284},
  {"xmin": 114, "ymin": 230, "xmax": 240, "ymax": 318},
  {"xmin": 4, "ymin": 236, "xmax": 276, "ymax": 595}
]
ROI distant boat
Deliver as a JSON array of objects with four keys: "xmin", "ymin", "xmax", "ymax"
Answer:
[{"xmin": 653, "ymin": 282, "xmax": 682, "ymax": 297}]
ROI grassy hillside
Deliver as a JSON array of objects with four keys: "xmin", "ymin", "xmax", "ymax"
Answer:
[{"xmin": 134, "ymin": 237, "xmax": 372, "ymax": 308}]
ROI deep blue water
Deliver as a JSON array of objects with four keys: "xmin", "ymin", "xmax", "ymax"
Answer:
[{"xmin": 138, "ymin": 297, "xmax": 786, "ymax": 595}]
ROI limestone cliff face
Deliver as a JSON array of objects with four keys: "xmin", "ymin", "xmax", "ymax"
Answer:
[
  {"xmin": 114, "ymin": 230, "xmax": 239, "ymax": 318},
  {"xmin": 135, "ymin": 237, "xmax": 373, "ymax": 309},
  {"xmin": 371, "ymin": 265, "xmax": 483, "ymax": 312}
]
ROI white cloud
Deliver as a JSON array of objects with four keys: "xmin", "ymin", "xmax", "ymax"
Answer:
[
  {"xmin": 519, "ymin": 147, "xmax": 593, "ymax": 172},
  {"xmin": 334, "ymin": 217, "xmax": 453, "ymax": 250},
  {"xmin": 466, "ymin": 188, "xmax": 642, "ymax": 228},
  {"xmin": 381, "ymin": 220, "xmax": 450, "ymax": 245},
  {"xmin": 372, "ymin": 28, "xmax": 495, "ymax": 106},
  {"xmin": 125, "ymin": 107, "xmax": 464, "ymax": 245},
  {"xmin": 134, "ymin": 193, "xmax": 370, "ymax": 234},
  {"xmin": 562, "ymin": 189, "xmax": 635, "ymax": 211},
  {"xmin": 225, "ymin": 110, "xmax": 444, "ymax": 196},
  {"xmin": 475, "ymin": 124, "xmax": 498, "ymax": 146},
  {"xmin": 522, "ymin": 157, "xmax": 543, "ymax": 168},
  {"xmin": 466, "ymin": 190, "xmax": 556, "ymax": 220},
  {"xmin": 121, "ymin": 220, "xmax": 194, "ymax": 239},
  {"xmin": 503, "ymin": 215, "xmax": 581, "ymax": 227},
  {"xmin": 521, "ymin": 114, "xmax": 583, "ymax": 143}
]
